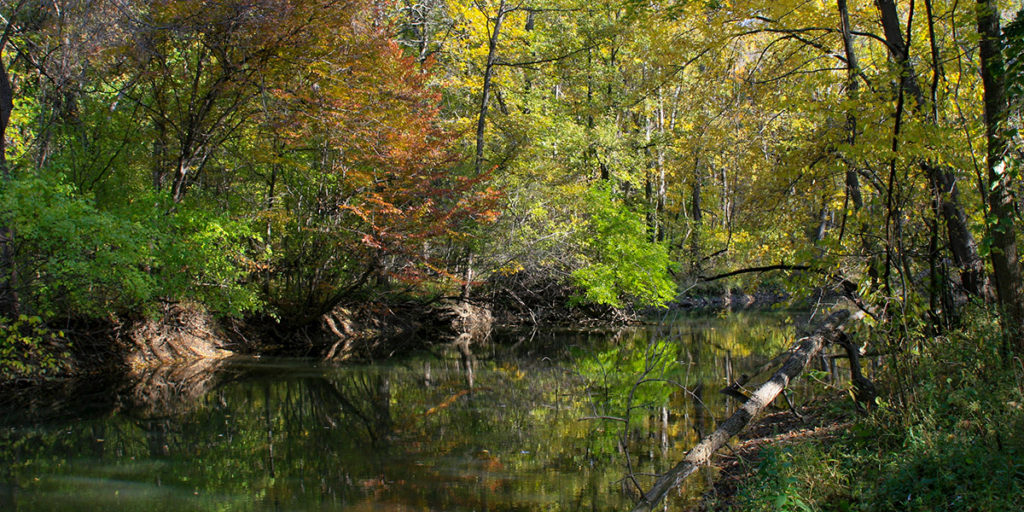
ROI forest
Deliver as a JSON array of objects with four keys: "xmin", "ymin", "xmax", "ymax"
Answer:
[{"xmin": 1, "ymin": 0, "xmax": 1024, "ymax": 510}]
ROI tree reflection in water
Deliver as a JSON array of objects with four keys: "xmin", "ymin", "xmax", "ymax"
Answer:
[{"xmin": 0, "ymin": 311, "xmax": 800, "ymax": 511}]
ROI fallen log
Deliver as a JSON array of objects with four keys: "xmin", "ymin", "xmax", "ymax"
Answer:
[
  {"xmin": 629, "ymin": 309, "xmax": 852, "ymax": 512},
  {"xmin": 720, "ymin": 345, "xmax": 798, "ymax": 398},
  {"xmin": 700, "ymin": 263, "xmax": 811, "ymax": 282}
]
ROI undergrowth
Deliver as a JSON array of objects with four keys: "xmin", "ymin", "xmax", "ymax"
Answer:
[{"xmin": 728, "ymin": 308, "xmax": 1024, "ymax": 512}]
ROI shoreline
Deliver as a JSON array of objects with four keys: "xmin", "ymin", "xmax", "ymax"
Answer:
[{"xmin": 693, "ymin": 393, "xmax": 853, "ymax": 511}]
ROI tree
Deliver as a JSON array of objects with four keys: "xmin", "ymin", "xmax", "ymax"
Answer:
[
  {"xmin": 873, "ymin": 0, "xmax": 987, "ymax": 299},
  {"xmin": 976, "ymin": 0, "xmax": 1024, "ymax": 353},
  {"xmin": 0, "ymin": 1, "xmax": 19, "ymax": 315}
]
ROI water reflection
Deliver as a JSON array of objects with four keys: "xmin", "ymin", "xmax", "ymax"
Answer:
[{"xmin": 0, "ymin": 311, "xmax": 801, "ymax": 511}]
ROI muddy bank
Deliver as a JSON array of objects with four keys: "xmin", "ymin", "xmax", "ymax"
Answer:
[
  {"xmin": 309, "ymin": 299, "xmax": 493, "ymax": 361},
  {"xmin": 0, "ymin": 296, "xmax": 497, "ymax": 395},
  {"xmin": 123, "ymin": 301, "xmax": 235, "ymax": 368}
]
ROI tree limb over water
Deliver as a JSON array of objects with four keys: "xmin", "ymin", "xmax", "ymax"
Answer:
[
  {"xmin": 629, "ymin": 309, "xmax": 853, "ymax": 512},
  {"xmin": 699, "ymin": 264, "xmax": 811, "ymax": 282}
]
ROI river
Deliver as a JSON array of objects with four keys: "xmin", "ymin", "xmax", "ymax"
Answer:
[{"xmin": 0, "ymin": 311, "xmax": 811, "ymax": 511}]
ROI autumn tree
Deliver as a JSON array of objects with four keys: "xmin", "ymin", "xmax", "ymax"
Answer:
[{"xmin": 0, "ymin": 0, "xmax": 497, "ymax": 326}]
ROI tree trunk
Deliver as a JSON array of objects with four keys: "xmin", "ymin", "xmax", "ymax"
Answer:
[
  {"xmin": 838, "ymin": 0, "xmax": 863, "ymax": 211},
  {"xmin": 976, "ymin": 0, "xmax": 1024, "ymax": 353},
  {"xmin": 0, "ymin": 55, "xmax": 18, "ymax": 314},
  {"xmin": 873, "ymin": 0, "xmax": 988, "ymax": 299},
  {"xmin": 150, "ymin": 79, "xmax": 170, "ymax": 191},
  {"xmin": 656, "ymin": 91, "xmax": 667, "ymax": 242},
  {"xmin": 0, "ymin": 58, "xmax": 11, "ymax": 178},
  {"xmin": 629, "ymin": 310, "xmax": 852, "ymax": 512},
  {"xmin": 813, "ymin": 197, "xmax": 829, "ymax": 244},
  {"xmin": 644, "ymin": 112, "xmax": 656, "ymax": 238},
  {"xmin": 690, "ymin": 157, "xmax": 703, "ymax": 273},
  {"xmin": 474, "ymin": 0, "xmax": 506, "ymax": 176},
  {"xmin": 463, "ymin": 0, "xmax": 502, "ymax": 304},
  {"xmin": 522, "ymin": 10, "xmax": 535, "ymax": 113}
]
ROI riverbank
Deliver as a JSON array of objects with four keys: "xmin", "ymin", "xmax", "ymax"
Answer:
[
  {"xmin": 693, "ymin": 393, "xmax": 855, "ymax": 511},
  {"xmin": 3, "ymin": 284, "xmax": 796, "ymax": 389},
  {"xmin": 694, "ymin": 327, "xmax": 1024, "ymax": 512}
]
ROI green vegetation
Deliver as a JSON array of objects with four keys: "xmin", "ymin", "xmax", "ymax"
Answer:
[
  {"xmin": 729, "ymin": 308, "xmax": 1024, "ymax": 512},
  {"xmin": 0, "ymin": 173, "xmax": 262, "ymax": 319},
  {"xmin": 0, "ymin": 314, "xmax": 70, "ymax": 380},
  {"xmin": 570, "ymin": 184, "xmax": 676, "ymax": 308},
  {"xmin": 1, "ymin": 0, "xmax": 1024, "ymax": 508}
]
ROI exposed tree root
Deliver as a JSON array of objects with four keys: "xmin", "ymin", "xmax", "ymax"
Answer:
[{"xmin": 125, "ymin": 302, "xmax": 233, "ymax": 369}]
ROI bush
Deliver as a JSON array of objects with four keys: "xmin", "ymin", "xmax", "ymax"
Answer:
[
  {"xmin": 733, "ymin": 445, "xmax": 848, "ymax": 512},
  {"xmin": 570, "ymin": 183, "xmax": 677, "ymax": 308},
  {"xmin": 0, "ymin": 173, "xmax": 262, "ymax": 320},
  {"xmin": 1, "ymin": 174, "xmax": 156, "ymax": 317},
  {"xmin": 0, "ymin": 315, "xmax": 72, "ymax": 380}
]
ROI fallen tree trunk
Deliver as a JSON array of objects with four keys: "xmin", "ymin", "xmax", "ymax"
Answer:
[
  {"xmin": 720, "ymin": 345, "xmax": 798, "ymax": 398},
  {"xmin": 629, "ymin": 309, "xmax": 852, "ymax": 512},
  {"xmin": 700, "ymin": 263, "xmax": 811, "ymax": 282}
]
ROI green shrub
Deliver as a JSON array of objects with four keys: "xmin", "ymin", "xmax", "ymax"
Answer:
[
  {"xmin": 732, "ymin": 444, "xmax": 853, "ymax": 512},
  {"xmin": 1, "ymin": 174, "xmax": 157, "ymax": 317},
  {"xmin": 0, "ymin": 173, "xmax": 262, "ymax": 320},
  {"xmin": 149, "ymin": 201, "xmax": 264, "ymax": 317},
  {"xmin": 0, "ymin": 315, "xmax": 72, "ymax": 380},
  {"xmin": 570, "ymin": 183, "xmax": 676, "ymax": 308},
  {"xmin": 865, "ymin": 440, "xmax": 1024, "ymax": 512}
]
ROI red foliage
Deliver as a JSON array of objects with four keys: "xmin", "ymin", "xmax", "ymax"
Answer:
[{"xmin": 267, "ymin": 1, "xmax": 501, "ymax": 280}]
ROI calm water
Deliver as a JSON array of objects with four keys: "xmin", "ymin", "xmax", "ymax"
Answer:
[{"xmin": 0, "ymin": 312, "xmax": 805, "ymax": 511}]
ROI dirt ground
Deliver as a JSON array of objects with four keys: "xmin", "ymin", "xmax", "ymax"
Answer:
[{"xmin": 694, "ymin": 395, "xmax": 853, "ymax": 511}]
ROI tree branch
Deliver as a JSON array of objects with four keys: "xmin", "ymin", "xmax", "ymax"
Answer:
[{"xmin": 700, "ymin": 264, "xmax": 811, "ymax": 282}]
